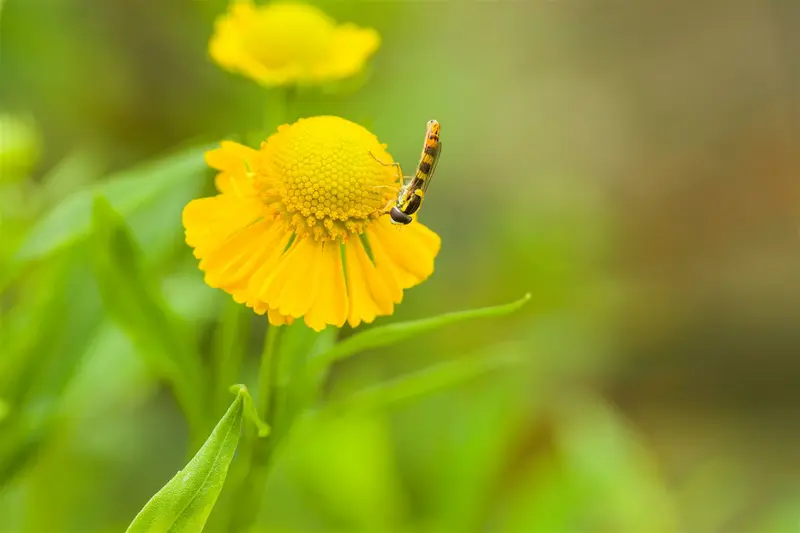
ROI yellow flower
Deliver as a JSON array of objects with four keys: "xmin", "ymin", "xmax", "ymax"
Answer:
[
  {"xmin": 209, "ymin": 1, "xmax": 380, "ymax": 87},
  {"xmin": 183, "ymin": 116, "xmax": 441, "ymax": 331}
]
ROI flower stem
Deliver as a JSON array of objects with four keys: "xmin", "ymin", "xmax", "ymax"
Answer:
[
  {"xmin": 263, "ymin": 85, "xmax": 298, "ymax": 133},
  {"xmin": 257, "ymin": 324, "xmax": 280, "ymax": 419},
  {"xmin": 212, "ymin": 299, "xmax": 249, "ymax": 418},
  {"xmin": 226, "ymin": 324, "xmax": 283, "ymax": 533}
]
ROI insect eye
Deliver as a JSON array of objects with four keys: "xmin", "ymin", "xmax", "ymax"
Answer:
[{"xmin": 390, "ymin": 207, "xmax": 412, "ymax": 225}]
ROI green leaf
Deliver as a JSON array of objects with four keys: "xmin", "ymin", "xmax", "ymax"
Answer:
[
  {"xmin": 15, "ymin": 143, "xmax": 210, "ymax": 262},
  {"xmin": 321, "ymin": 347, "xmax": 523, "ymax": 415},
  {"xmin": 232, "ymin": 384, "xmax": 270, "ymax": 438},
  {"xmin": 0, "ymin": 399, "xmax": 8, "ymax": 422},
  {"xmin": 90, "ymin": 197, "xmax": 206, "ymax": 441},
  {"xmin": 312, "ymin": 293, "xmax": 531, "ymax": 369},
  {"xmin": 217, "ymin": 323, "xmax": 335, "ymax": 533},
  {"xmin": 0, "ymin": 249, "xmax": 105, "ymax": 486},
  {"xmin": 125, "ymin": 385, "xmax": 253, "ymax": 533}
]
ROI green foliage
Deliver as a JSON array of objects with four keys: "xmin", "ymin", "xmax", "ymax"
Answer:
[
  {"xmin": 125, "ymin": 385, "xmax": 262, "ymax": 533},
  {"xmin": 15, "ymin": 145, "xmax": 209, "ymax": 262},
  {"xmin": 90, "ymin": 197, "xmax": 207, "ymax": 441},
  {"xmin": 2, "ymin": 1, "xmax": 788, "ymax": 530},
  {"xmin": 0, "ymin": 249, "xmax": 105, "ymax": 486},
  {"xmin": 312, "ymin": 293, "xmax": 531, "ymax": 368},
  {"xmin": 322, "ymin": 348, "xmax": 523, "ymax": 415},
  {"xmin": 0, "ymin": 114, "xmax": 40, "ymax": 183}
]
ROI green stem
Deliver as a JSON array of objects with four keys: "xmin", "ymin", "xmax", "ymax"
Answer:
[
  {"xmin": 263, "ymin": 85, "xmax": 298, "ymax": 133},
  {"xmin": 257, "ymin": 324, "xmax": 280, "ymax": 419},
  {"xmin": 285, "ymin": 85, "xmax": 298, "ymax": 123},
  {"xmin": 227, "ymin": 325, "xmax": 283, "ymax": 533},
  {"xmin": 212, "ymin": 299, "xmax": 249, "ymax": 418}
]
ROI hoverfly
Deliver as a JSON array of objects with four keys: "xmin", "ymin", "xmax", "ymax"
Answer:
[{"xmin": 372, "ymin": 120, "xmax": 442, "ymax": 225}]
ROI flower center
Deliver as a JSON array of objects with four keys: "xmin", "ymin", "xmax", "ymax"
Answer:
[{"xmin": 259, "ymin": 117, "xmax": 399, "ymax": 241}]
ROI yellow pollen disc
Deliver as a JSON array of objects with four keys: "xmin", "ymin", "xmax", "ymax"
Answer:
[{"xmin": 260, "ymin": 116, "xmax": 399, "ymax": 240}]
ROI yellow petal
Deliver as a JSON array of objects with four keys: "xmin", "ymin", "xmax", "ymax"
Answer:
[
  {"xmin": 200, "ymin": 219, "xmax": 283, "ymax": 289},
  {"xmin": 305, "ymin": 241, "xmax": 348, "ymax": 331},
  {"xmin": 251, "ymin": 236, "xmax": 301, "ymax": 304},
  {"xmin": 205, "ymin": 141, "xmax": 259, "ymax": 173},
  {"xmin": 364, "ymin": 225, "xmax": 412, "ymax": 295},
  {"xmin": 344, "ymin": 237, "xmax": 393, "ymax": 327},
  {"xmin": 222, "ymin": 226, "xmax": 284, "ymax": 295},
  {"xmin": 367, "ymin": 218, "xmax": 440, "ymax": 288},
  {"xmin": 323, "ymin": 25, "xmax": 380, "ymax": 80},
  {"xmin": 267, "ymin": 307, "xmax": 294, "ymax": 326},
  {"xmin": 255, "ymin": 237, "xmax": 319, "ymax": 316},
  {"xmin": 204, "ymin": 141, "xmax": 260, "ymax": 196},
  {"xmin": 183, "ymin": 195, "xmax": 264, "ymax": 258},
  {"xmin": 275, "ymin": 238, "xmax": 324, "ymax": 317},
  {"xmin": 236, "ymin": 229, "xmax": 293, "ymax": 306}
]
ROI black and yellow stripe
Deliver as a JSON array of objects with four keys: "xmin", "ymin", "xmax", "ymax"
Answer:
[{"xmin": 389, "ymin": 120, "xmax": 441, "ymax": 225}]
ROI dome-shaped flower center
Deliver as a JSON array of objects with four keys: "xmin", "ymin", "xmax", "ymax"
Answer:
[
  {"xmin": 259, "ymin": 116, "xmax": 399, "ymax": 241},
  {"xmin": 245, "ymin": 4, "xmax": 334, "ymax": 69}
]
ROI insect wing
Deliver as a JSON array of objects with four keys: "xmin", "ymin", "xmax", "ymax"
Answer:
[{"xmin": 421, "ymin": 141, "xmax": 441, "ymax": 194}]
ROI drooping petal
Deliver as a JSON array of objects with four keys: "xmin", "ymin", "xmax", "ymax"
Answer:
[
  {"xmin": 344, "ymin": 237, "xmax": 393, "ymax": 327},
  {"xmin": 249, "ymin": 300, "xmax": 295, "ymax": 325},
  {"xmin": 305, "ymin": 241, "xmax": 348, "ymax": 331},
  {"xmin": 199, "ymin": 219, "xmax": 282, "ymax": 290},
  {"xmin": 253, "ymin": 237, "xmax": 322, "ymax": 317},
  {"xmin": 367, "ymin": 217, "xmax": 440, "ymax": 288},
  {"xmin": 274, "ymin": 238, "xmax": 323, "ymax": 317},
  {"xmin": 267, "ymin": 306, "xmax": 294, "ymax": 326},
  {"xmin": 237, "ymin": 229, "xmax": 293, "ymax": 306}
]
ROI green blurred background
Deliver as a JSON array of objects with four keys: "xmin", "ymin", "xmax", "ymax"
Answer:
[{"xmin": 2, "ymin": 0, "xmax": 800, "ymax": 531}]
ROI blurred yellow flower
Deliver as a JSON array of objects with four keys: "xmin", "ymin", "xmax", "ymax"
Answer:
[
  {"xmin": 210, "ymin": 1, "xmax": 380, "ymax": 87},
  {"xmin": 183, "ymin": 116, "xmax": 441, "ymax": 331}
]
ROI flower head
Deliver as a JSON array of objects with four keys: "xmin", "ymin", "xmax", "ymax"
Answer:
[
  {"xmin": 210, "ymin": 1, "xmax": 380, "ymax": 87},
  {"xmin": 183, "ymin": 116, "xmax": 441, "ymax": 331}
]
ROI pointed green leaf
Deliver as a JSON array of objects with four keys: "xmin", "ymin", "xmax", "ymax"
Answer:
[
  {"xmin": 0, "ymin": 399, "xmax": 8, "ymax": 422},
  {"xmin": 312, "ymin": 293, "xmax": 531, "ymax": 369},
  {"xmin": 125, "ymin": 385, "xmax": 253, "ymax": 533},
  {"xmin": 15, "ymin": 143, "xmax": 210, "ymax": 261},
  {"xmin": 322, "ymin": 347, "xmax": 523, "ymax": 415},
  {"xmin": 230, "ymin": 384, "xmax": 270, "ymax": 438}
]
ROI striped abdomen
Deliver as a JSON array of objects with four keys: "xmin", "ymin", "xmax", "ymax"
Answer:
[{"xmin": 390, "ymin": 120, "xmax": 441, "ymax": 225}]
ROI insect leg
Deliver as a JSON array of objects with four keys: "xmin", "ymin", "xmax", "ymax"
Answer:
[{"xmin": 368, "ymin": 150, "xmax": 406, "ymax": 186}]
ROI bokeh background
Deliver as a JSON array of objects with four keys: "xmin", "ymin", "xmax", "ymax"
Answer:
[{"xmin": 2, "ymin": 1, "xmax": 800, "ymax": 531}]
